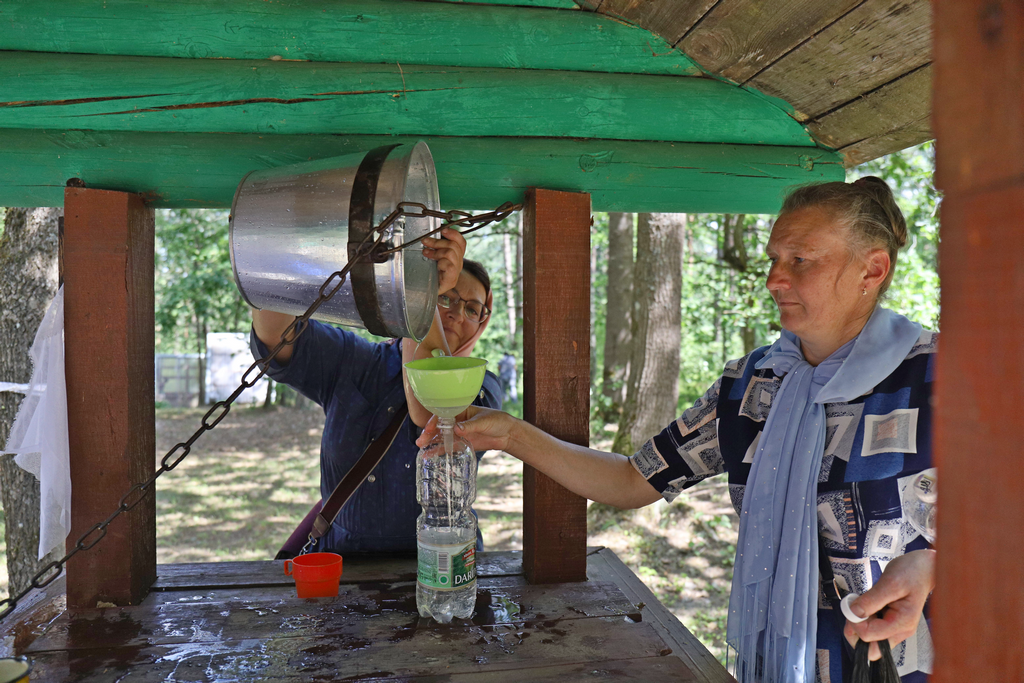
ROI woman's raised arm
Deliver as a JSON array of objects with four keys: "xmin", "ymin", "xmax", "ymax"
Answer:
[
  {"xmin": 251, "ymin": 309, "xmax": 298, "ymax": 365},
  {"xmin": 418, "ymin": 407, "xmax": 663, "ymax": 510}
]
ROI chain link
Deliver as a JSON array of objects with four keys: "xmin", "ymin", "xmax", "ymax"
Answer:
[{"xmin": 0, "ymin": 200, "xmax": 521, "ymax": 623}]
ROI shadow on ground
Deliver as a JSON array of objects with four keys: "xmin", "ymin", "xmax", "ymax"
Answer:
[
  {"xmin": 155, "ymin": 405, "xmax": 323, "ymax": 563},
  {"xmin": 587, "ymin": 476, "xmax": 738, "ymax": 664}
]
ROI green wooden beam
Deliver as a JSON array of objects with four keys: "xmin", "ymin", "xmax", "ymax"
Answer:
[
  {"xmin": 0, "ymin": 52, "xmax": 814, "ymax": 147},
  {"xmin": 0, "ymin": 0, "xmax": 695, "ymax": 76},
  {"xmin": 428, "ymin": 0, "xmax": 579, "ymax": 7},
  {"xmin": 0, "ymin": 129, "xmax": 845, "ymax": 213}
]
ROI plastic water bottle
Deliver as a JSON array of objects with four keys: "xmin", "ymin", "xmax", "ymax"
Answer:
[{"xmin": 415, "ymin": 420, "xmax": 478, "ymax": 623}]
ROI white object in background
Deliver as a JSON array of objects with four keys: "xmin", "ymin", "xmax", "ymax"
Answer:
[
  {"xmin": 3, "ymin": 286, "xmax": 72, "ymax": 560},
  {"xmin": 205, "ymin": 332, "xmax": 268, "ymax": 404},
  {"xmin": 0, "ymin": 383, "xmax": 30, "ymax": 394},
  {"xmin": 841, "ymin": 593, "xmax": 867, "ymax": 624}
]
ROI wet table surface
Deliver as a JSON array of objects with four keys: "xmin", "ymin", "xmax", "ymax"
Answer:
[{"xmin": 5, "ymin": 548, "xmax": 734, "ymax": 682}]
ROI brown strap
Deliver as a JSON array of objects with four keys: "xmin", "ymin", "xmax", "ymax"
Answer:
[
  {"xmin": 311, "ymin": 403, "xmax": 410, "ymax": 539},
  {"xmin": 819, "ymin": 531, "xmax": 845, "ymax": 604}
]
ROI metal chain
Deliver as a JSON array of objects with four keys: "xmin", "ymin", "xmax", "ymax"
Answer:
[{"xmin": 0, "ymin": 200, "xmax": 520, "ymax": 622}]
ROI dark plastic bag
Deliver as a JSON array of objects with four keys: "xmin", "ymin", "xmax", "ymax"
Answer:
[{"xmin": 850, "ymin": 635, "xmax": 901, "ymax": 683}]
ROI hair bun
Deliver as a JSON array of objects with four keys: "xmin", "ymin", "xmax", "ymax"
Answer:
[
  {"xmin": 854, "ymin": 176, "xmax": 907, "ymax": 249},
  {"xmin": 853, "ymin": 175, "xmax": 889, "ymax": 191}
]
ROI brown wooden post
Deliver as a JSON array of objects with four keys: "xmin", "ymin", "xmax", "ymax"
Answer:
[
  {"xmin": 932, "ymin": 2, "xmax": 1024, "ymax": 680},
  {"xmin": 63, "ymin": 187, "xmax": 156, "ymax": 608},
  {"xmin": 521, "ymin": 188, "xmax": 590, "ymax": 584}
]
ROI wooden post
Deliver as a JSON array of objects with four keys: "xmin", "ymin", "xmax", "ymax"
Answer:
[
  {"xmin": 522, "ymin": 188, "xmax": 590, "ymax": 584},
  {"xmin": 932, "ymin": 1, "xmax": 1024, "ymax": 680},
  {"xmin": 63, "ymin": 187, "xmax": 156, "ymax": 608}
]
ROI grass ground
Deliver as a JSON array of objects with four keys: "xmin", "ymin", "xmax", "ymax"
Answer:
[{"xmin": 0, "ymin": 405, "xmax": 737, "ymax": 664}]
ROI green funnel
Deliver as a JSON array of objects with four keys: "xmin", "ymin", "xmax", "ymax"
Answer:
[{"xmin": 404, "ymin": 357, "xmax": 487, "ymax": 419}]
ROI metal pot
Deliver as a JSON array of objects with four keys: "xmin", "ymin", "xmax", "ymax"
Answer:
[{"xmin": 229, "ymin": 141, "xmax": 440, "ymax": 340}]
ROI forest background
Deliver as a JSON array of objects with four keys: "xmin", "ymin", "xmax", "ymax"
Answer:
[{"xmin": 0, "ymin": 142, "xmax": 939, "ymax": 661}]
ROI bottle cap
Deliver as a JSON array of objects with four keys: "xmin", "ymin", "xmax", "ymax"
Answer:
[{"xmin": 841, "ymin": 593, "xmax": 867, "ymax": 623}]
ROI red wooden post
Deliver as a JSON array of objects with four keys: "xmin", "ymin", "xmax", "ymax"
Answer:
[
  {"xmin": 932, "ymin": 2, "xmax": 1024, "ymax": 680},
  {"xmin": 64, "ymin": 187, "xmax": 156, "ymax": 608},
  {"xmin": 521, "ymin": 188, "xmax": 590, "ymax": 584}
]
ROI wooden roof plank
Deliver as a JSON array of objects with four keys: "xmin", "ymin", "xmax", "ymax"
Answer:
[
  {"xmin": 746, "ymin": 0, "xmax": 932, "ymax": 120},
  {"xmin": 807, "ymin": 64, "xmax": 931, "ymax": 165},
  {"xmin": 679, "ymin": 0, "xmax": 862, "ymax": 84},
  {"xmin": 430, "ymin": 0, "xmax": 580, "ymax": 8},
  {"xmin": 589, "ymin": 0, "xmax": 717, "ymax": 46},
  {"xmin": 0, "ymin": 51, "xmax": 813, "ymax": 147},
  {"xmin": 0, "ymin": 129, "xmax": 844, "ymax": 213},
  {"xmin": 836, "ymin": 115, "xmax": 930, "ymax": 167},
  {"xmin": 0, "ymin": 0, "xmax": 698, "ymax": 77}
]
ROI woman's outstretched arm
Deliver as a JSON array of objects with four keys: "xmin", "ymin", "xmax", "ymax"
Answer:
[{"xmin": 417, "ymin": 406, "xmax": 663, "ymax": 510}]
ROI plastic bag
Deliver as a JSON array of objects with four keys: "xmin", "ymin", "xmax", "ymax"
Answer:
[
  {"xmin": 3, "ymin": 286, "xmax": 71, "ymax": 559},
  {"xmin": 851, "ymin": 637, "xmax": 901, "ymax": 682},
  {"xmin": 850, "ymin": 605, "xmax": 901, "ymax": 683}
]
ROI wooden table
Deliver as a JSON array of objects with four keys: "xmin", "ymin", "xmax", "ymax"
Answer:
[{"xmin": 4, "ymin": 548, "xmax": 734, "ymax": 682}]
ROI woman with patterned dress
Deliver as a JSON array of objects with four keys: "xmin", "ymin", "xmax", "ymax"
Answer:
[{"xmin": 420, "ymin": 178, "xmax": 937, "ymax": 683}]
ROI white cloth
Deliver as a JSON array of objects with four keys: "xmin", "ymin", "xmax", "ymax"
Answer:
[{"xmin": 3, "ymin": 286, "xmax": 71, "ymax": 559}]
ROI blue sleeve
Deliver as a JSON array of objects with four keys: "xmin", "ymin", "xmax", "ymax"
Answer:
[
  {"xmin": 629, "ymin": 377, "xmax": 724, "ymax": 503},
  {"xmin": 248, "ymin": 320, "xmax": 385, "ymax": 408},
  {"xmin": 476, "ymin": 370, "xmax": 503, "ymax": 410}
]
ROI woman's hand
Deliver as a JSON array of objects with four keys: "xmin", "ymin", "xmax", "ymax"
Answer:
[
  {"xmin": 421, "ymin": 227, "xmax": 466, "ymax": 295},
  {"xmin": 416, "ymin": 406, "xmax": 518, "ymax": 453},
  {"xmin": 844, "ymin": 549, "xmax": 936, "ymax": 661}
]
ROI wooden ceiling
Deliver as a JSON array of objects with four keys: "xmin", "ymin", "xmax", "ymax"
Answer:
[
  {"xmin": 0, "ymin": 0, "xmax": 931, "ymax": 212},
  {"xmin": 577, "ymin": 0, "xmax": 933, "ymax": 167}
]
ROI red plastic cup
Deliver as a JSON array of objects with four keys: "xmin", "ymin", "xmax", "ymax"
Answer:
[{"xmin": 284, "ymin": 552, "xmax": 343, "ymax": 598}]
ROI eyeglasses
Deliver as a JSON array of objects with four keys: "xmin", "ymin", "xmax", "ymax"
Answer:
[{"xmin": 438, "ymin": 292, "xmax": 490, "ymax": 324}]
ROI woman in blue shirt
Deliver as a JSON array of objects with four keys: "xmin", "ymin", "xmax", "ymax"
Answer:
[{"xmin": 252, "ymin": 228, "xmax": 502, "ymax": 555}]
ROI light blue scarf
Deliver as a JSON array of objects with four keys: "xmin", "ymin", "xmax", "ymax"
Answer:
[{"xmin": 726, "ymin": 307, "xmax": 921, "ymax": 682}]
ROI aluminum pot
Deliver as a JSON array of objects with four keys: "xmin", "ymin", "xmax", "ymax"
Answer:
[{"xmin": 229, "ymin": 141, "xmax": 440, "ymax": 340}]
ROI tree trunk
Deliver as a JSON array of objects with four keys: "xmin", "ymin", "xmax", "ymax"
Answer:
[
  {"xmin": 263, "ymin": 378, "xmax": 274, "ymax": 410},
  {"xmin": 196, "ymin": 315, "xmax": 206, "ymax": 406},
  {"xmin": 742, "ymin": 326, "xmax": 757, "ymax": 356},
  {"xmin": 0, "ymin": 207, "xmax": 63, "ymax": 597},
  {"xmin": 601, "ymin": 212, "xmax": 634, "ymax": 413},
  {"xmin": 502, "ymin": 232, "xmax": 517, "ymax": 349},
  {"xmin": 612, "ymin": 213, "xmax": 684, "ymax": 456}
]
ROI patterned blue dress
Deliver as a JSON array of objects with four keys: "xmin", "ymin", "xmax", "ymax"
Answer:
[{"xmin": 629, "ymin": 330, "xmax": 938, "ymax": 682}]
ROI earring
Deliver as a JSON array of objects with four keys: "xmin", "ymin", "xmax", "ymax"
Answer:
[{"xmin": 862, "ymin": 289, "xmax": 867, "ymax": 296}]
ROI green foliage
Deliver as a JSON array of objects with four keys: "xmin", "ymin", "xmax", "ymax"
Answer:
[
  {"xmin": 588, "ymin": 141, "xmax": 941, "ymax": 421},
  {"xmin": 455, "ymin": 217, "xmax": 525, "ymax": 419},
  {"xmin": 676, "ymin": 214, "xmax": 778, "ymax": 408},
  {"xmin": 154, "ymin": 209, "xmax": 249, "ymax": 354},
  {"xmin": 856, "ymin": 141, "xmax": 941, "ymax": 329}
]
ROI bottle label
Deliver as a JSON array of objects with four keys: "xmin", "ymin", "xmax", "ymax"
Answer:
[{"xmin": 418, "ymin": 539, "xmax": 476, "ymax": 591}]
